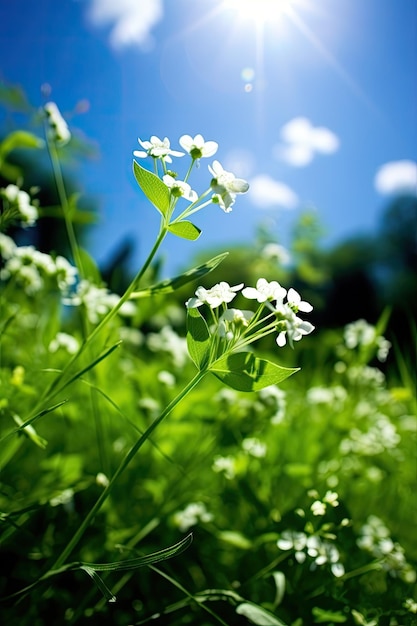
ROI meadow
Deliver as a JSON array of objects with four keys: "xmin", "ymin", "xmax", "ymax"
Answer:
[{"xmin": 0, "ymin": 98, "xmax": 416, "ymax": 625}]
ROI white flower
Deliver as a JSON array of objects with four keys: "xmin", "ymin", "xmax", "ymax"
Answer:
[
  {"xmin": 54, "ymin": 255, "xmax": 78, "ymax": 291},
  {"xmin": 146, "ymin": 325, "xmax": 188, "ymax": 368},
  {"xmin": 64, "ymin": 280, "xmax": 135, "ymax": 324},
  {"xmin": 218, "ymin": 308, "xmax": 254, "ymax": 340},
  {"xmin": 344, "ymin": 319, "xmax": 376, "ymax": 348},
  {"xmin": 242, "ymin": 437, "xmax": 267, "ymax": 458},
  {"xmin": 157, "ymin": 370, "xmax": 176, "ymax": 387},
  {"xmin": 0, "ymin": 233, "xmax": 16, "ymax": 258},
  {"xmin": 261, "ymin": 243, "xmax": 291, "ymax": 265},
  {"xmin": 173, "ymin": 502, "xmax": 213, "ymax": 532},
  {"xmin": 273, "ymin": 292, "xmax": 315, "ymax": 348},
  {"xmin": 209, "ymin": 160, "xmax": 249, "ymax": 212},
  {"xmin": 404, "ymin": 598, "xmax": 417, "ymax": 614},
  {"xmin": 286, "ymin": 287, "xmax": 313, "ymax": 313},
  {"xmin": 134, "ymin": 136, "xmax": 184, "ymax": 163},
  {"xmin": 1, "ymin": 184, "xmax": 38, "ymax": 227},
  {"xmin": 277, "ymin": 530, "xmax": 307, "ymax": 552},
  {"xmin": 376, "ymin": 336, "xmax": 391, "ymax": 362},
  {"xmin": 50, "ymin": 488, "xmax": 74, "ymax": 511},
  {"xmin": 186, "ymin": 281, "xmax": 243, "ymax": 309},
  {"xmin": 311, "ymin": 500, "xmax": 327, "ymax": 516},
  {"xmin": 44, "ymin": 102, "xmax": 71, "ymax": 145},
  {"xmin": 212, "ymin": 455, "xmax": 236, "ymax": 480},
  {"xmin": 275, "ymin": 305, "xmax": 315, "ymax": 348},
  {"xmin": 49, "ymin": 332, "xmax": 80, "ymax": 354},
  {"xmin": 162, "ymin": 174, "xmax": 197, "ymax": 202},
  {"xmin": 323, "ymin": 490, "xmax": 339, "ymax": 507},
  {"xmin": 179, "ymin": 134, "xmax": 218, "ymax": 159},
  {"xmin": 242, "ymin": 278, "xmax": 286, "ymax": 304},
  {"xmin": 96, "ymin": 472, "xmax": 110, "ymax": 488}
]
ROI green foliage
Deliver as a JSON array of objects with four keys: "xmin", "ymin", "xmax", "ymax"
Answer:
[
  {"xmin": 1, "ymin": 91, "xmax": 416, "ymax": 625},
  {"xmin": 133, "ymin": 160, "xmax": 170, "ymax": 217},
  {"xmin": 168, "ymin": 220, "xmax": 201, "ymax": 240},
  {"xmin": 187, "ymin": 306, "xmax": 210, "ymax": 368},
  {"xmin": 210, "ymin": 353, "xmax": 297, "ymax": 391}
]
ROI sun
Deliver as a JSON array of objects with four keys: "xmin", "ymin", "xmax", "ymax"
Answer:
[{"xmin": 222, "ymin": 0, "xmax": 294, "ymax": 25}]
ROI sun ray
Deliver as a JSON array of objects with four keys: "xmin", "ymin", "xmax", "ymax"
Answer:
[{"xmin": 285, "ymin": 6, "xmax": 384, "ymax": 119}]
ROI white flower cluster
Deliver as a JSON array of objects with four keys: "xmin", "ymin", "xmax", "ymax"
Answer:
[
  {"xmin": 261, "ymin": 242, "xmax": 291, "ymax": 265},
  {"xmin": 212, "ymin": 454, "xmax": 236, "ymax": 480},
  {"xmin": 63, "ymin": 279, "xmax": 136, "ymax": 325},
  {"xmin": 146, "ymin": 325, "xmax": 189, "ymax": 368},
  {"xmin": 134, "ymin": 134, "xmax": 249, "ymax": 212},
  {"xmin": 0, "ymin": 234, "xmax": 77, "ymax": 295},
  {"xmin": 309, "ymin": 490, "xmax": 339, "ymax": 516},
  {"xmin": 186, "ymin": 278, "xmax": 314, "ymax": 349},
  {"xmin": 277, "ymin": 530, "xmax": 345, "ymax": 578},
  {"xmin": 242, "ymin": 437, "xmax": 267, "ymax": 458},
  {"xmin": 1, "ymin": 184, "xmax": 38, "ymax": 227},
  {"xmin": 173, "ymin": 501, "xmax": 213, "ymax": 532},
  {"xmin": 357, "ymin": 515, "xmax": 416, "ymax": 583},
  {"xmin": 307, "ymin": 385, "xmax": 347, "ymax": 408},
  {"xmin": 49, "ymin": 332, "xmax": 80, "ymax": 355},
  {"xmin": 44, "ymin": 102, "xmax": 71, "ymax": 146},
  {"xmin": 339, "ymin": 414, "xmax": 400, "ymax": 456},
  {"xmin": 257, "ymin": 385, "xmax": 287, "ymax": 424},
  {"xmin": 344, "ymin": 319, "xmax": 391, "ymax": 362}
]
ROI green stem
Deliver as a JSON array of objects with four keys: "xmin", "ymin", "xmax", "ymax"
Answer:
[
  {"xmin": 47, "ymin": 139, "xmax": 84, "ymax": 276},
  {"xmin": 34, "ymin": 226, "xmax": 168, "ymax": 411},
  {"xmin": 50, "ymin": 369, "xmax": 207, "ymax": 570},
  {"xmin": 87, "ymin": 226, "xmax": 168, "ymax": 345}
]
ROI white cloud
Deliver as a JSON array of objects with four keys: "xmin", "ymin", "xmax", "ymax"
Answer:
[
  {"xmin": 274, "ymin": 117, "xmax": 340, "ymax": 167},
  {"xmin": 87, "ymin": 0, "xmax": 163, "ymax": 50},
  {"xmin": 249, "ymin": 174, "xmax": 298, "ymax": 209},
  {"xmin": 374, "ymin": 160, "xmax": 417, "ymax": 195}
]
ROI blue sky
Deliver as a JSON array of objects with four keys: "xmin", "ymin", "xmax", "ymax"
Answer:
[{"xmin": 1, "ymin": 0, "xmax": 416, "ymax": 276}]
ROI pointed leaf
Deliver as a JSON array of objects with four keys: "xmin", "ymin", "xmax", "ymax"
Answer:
[
  {"xmin": 272, "ymin": 572, "xmax": 286, "ymax": 608},
  {"xmin": 12, "ymin": 414, "xmax": 47, "ymax": 449},
  {"xmin": 133, "ymin": 160, "xmax": 170, "ymax": 216},
  {"xmin": 77, "ymin": 246, "xmax": 102, "ymax": 283},
  {"xmin": 0, "ymin": 130, "xmax": 44, "ymax": 158},
  {"xmin": 187, "ymin": 307, "xmax": 210, "ymax": 368},
  {"xmin": 81, "ymin": 567, "xmax": 116, "ymax": 602},
  {"xmin": 130, "ymin": 252, "xmax": 229, "ymax": 299},
  {"xmin": 312, "ymin": 607, "xmax": 347, "ymax": 623},
  {"xmin": 236, "ymin": 602, "xmax": 289, "ymax": 625},
  {"xmin": 168, "ymin": 220, "xmax": 201, "ymax": 241},
  {"xmin": 80, "ymin": 533, "xmax": 193, "ymax": 572},
  {"xmin": 210, "ymin": 353, "xmax": 298, "ymax": 392}
]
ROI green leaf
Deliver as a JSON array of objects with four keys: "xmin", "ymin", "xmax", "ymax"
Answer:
[
  {"xmin": 80, "ymin": 533, "xmax": 193, "ymax": 572},
  {"xmin": 312, "ymin": 607, "xmax": 348, "ymax": 623},
  {"xmin": 217, "ymin": 530, "xmax": 252, "ymax": 550},
  {"xmin": 0, "ymin": 130, "xmax": 44, "ymax": 158},
  {"xmin": 12, "ymin": 414, "xmax": 47, "ymax": 449},
  {"xmin": 210, "ymin": 353, "xmax": 298, "ymax": 392},
  {"xmin": 80, "ymin": 567, "xmax": 116, "ymax": 602},
  {"xmin": 168, "ymin": 220, "xmax": 201, "ymax": 241},
  {"xmin": 187, "ymin": 307, "xmax": 211, "ymax": 369},
  {"xmin": 133, "ymin": 160, "xmax": 170, "ymax": 217},
  {"xmin": 77, "ymin": 247, "xmax": 102, "ymax": 283},
  {"xmin": 0, "ymin": 82, "xmax": 32, "ymax": 112},
  {"xmin": 236, "ymin": 602, "xmax": 289, "ymax": 625},
  {"xmin": 272, "ymin": 572, "xmax": 285, "ymax": 608},
  {"xmin": 0, "ymin": 400, "xmax": 67, "ymax": 447},
  {"xmin": 130, "ymin": 252, "xmax": 229, "ymax": 299},
  {"xmin": 77, "ymin": 534, "xmax": 193, "ymax": 601}
]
